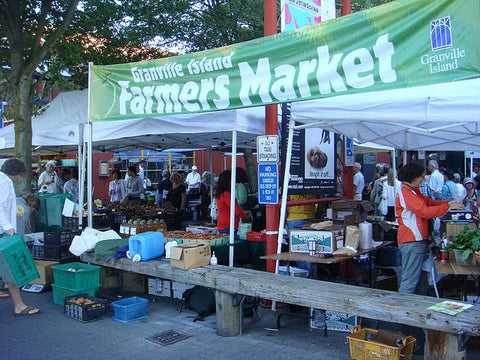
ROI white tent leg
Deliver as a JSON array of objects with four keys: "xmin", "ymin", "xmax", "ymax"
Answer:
[
  {"xmin": 78, "ymin": 123, "xmax": 84, "ymax": 230},
  {"xmin": 87, "ymin": 62, "xmax": 93, "ymax": 228},
  {"xmin": 276, "ymin": 118, "xmax": 295, "ymax": 273},
  {"xmin": 229, "ymin": 130, "xmax": 238, "ymax": 267}
]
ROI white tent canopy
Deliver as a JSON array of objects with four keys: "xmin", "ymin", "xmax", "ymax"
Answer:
[
  {"xmin": 291, "ymin": 78, "xmax": 480, "ymax": 151},
  {"xmin": 0, "ymin": 90, "xmax": 265, "ymax": 152}
]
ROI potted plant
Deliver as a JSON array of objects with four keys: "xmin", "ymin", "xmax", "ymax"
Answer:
[{"xmin": 445, "ymin": 226, "xmax": 480, "ymax": 266}]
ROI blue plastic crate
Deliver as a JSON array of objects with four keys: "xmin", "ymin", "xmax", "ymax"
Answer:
[{"xmin": 112, "ymin": 296, "xmax": 148, "ymax": 323}]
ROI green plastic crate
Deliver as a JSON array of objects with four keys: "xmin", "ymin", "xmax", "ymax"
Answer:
[
  {"xmin": 0, "ymin": 234, "xmax": 39, "ymax": 287},
  {"xmin": 37, "ymin": 193, "xmax": 72, "ymax": 227},
  {"xmin": 52, "ymin": 262, "xmax": 100, "ymax": 290},
  {"xmin": 52, "ymin": 284, "xmax": 99, "ymax": 306}
]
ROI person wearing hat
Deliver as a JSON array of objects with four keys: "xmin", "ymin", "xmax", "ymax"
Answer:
[
  {"xmin": 37, "ymin": 160, "xmax": 58, "ymax": 193},
  {"xmin": 156, "ymin": 170, "xmax": 171, "ymax": 207},
  {"xmin": 463, "ymin": 177, "xmax": 478, "ymax": 212},
  {"xmin": 186, "ymin": 165, "xmax": 201, "ymax": 193}
]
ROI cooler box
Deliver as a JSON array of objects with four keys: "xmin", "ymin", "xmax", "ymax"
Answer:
[{"xmin": 0, "ymin": 234, "xmax": 39, "ymax": 287}]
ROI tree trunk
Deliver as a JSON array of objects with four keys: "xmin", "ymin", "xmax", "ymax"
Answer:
[
  {"xmin": 244, "ymin": 148, "xmax": 257, "ymax": 193},
  {"xmin": 12, "ymin": 74, "xmax": 33, "ymax": 196}
]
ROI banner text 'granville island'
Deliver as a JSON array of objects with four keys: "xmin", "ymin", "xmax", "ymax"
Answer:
[{"xmin": 118, "ymin": 34, "xmax": 397, "ymax": 116}]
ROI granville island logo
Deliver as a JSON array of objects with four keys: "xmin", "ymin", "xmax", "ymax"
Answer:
[{"xmin": 421, "ymin": 16, "xmax": 466, "ymax": 74}]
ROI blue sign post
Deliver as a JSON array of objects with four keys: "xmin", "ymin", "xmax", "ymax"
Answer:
[{"xmin": 258, "ymin": 163, "xmax": 279, "ymax": 205}]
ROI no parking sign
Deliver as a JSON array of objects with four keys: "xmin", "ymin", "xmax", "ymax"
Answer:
[{"xmin": 258, "ymin": 163, "xmax": 279, "ymax": 205}]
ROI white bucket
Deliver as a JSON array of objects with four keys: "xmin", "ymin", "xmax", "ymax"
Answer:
[{"xmin": 358, "ymin": 221, "xmax": 373, "ymax": 249}]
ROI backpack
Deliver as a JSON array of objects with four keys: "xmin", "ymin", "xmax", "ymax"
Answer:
[{"xmin": 181, "ymin": 286, "xmax": 216, "ymax": 321}]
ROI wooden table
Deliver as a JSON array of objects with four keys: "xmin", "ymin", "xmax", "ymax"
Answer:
[
  {"xmin": 261, "ymin": 241, "xmax": 393, "ymax": 287},
  {"xmin": 435, "ymin": 259, "xmax": 480, "ymax": 301}
]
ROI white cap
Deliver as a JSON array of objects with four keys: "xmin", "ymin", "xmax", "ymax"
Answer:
[{"xmin": 192, "ymin": 165, "xmax": 198, "ymax": 170}]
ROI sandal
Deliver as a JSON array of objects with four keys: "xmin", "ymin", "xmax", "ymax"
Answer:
[
  {"xmin": 15, "ymin": 306, "xmax": 40, "ymax": 316},
  {"xmin": 0, "ymin": 291, "xmax": 10, "ymax": 298}
]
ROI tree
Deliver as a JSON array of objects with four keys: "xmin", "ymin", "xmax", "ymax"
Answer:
[{"xmin": 0, "ymin": 0, "xmax": 190, "ymax": 194}]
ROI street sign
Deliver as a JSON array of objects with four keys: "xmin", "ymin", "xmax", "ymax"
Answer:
[
  {"xmin": 257, "ymin": 135, "xmax": 279, "ymax": 163},
  {"xmin": 258, "ymin": 163, "xmax": 279, "ymax": 205},
  {"xmin": 345, "ymin": 137, "xmax": 354, "ymax": 166}
]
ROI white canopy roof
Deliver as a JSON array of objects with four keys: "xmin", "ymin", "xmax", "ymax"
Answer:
[
  {"xmin": 0, "ymin": 90, "xmax": 265, "ymax": 153},
  {"xmin": 291, "ymin": 78, "xmax": 480, "ymax": 151}
]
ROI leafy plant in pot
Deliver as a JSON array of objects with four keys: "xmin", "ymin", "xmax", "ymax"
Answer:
[{"xmin": 445, "ymin": 226, "xmax": 480, "ymax": 266}]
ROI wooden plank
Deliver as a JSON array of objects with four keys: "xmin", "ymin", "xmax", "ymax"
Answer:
[
  {"xmin": 425, "ymin": 330, "xmax": 466, "ymax": 360},
  {"xmin": 81, "ymin": 252, "xmax": 480, "ymax": 336},
  {"xmin": 215, "ymin": 290, "xmax": 240, "ymax": 337}
]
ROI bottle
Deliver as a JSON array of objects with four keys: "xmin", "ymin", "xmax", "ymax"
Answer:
[
  {"xmin": 119, "ymin": 220, "xmax": 127, "ymax": 236},
  {"xmin": 152, "ymin": 219, "xmax": 160, "ymax": 231},
  {"xmin": 130, "ymin": 220, "xmax": 138, "ymax": 236},
  {"xmin": 210, "ymin": 251, "xmax": 218, "ymax": 266},
  {"xmin": 146, "ymin": 219, "xmax": 154, "ymax": 232},
  {"xmin": 125, "ymin": 220, "xmax": 133, "ymax": 236},
  {"xmin": 137, "ymin": 220, "xmax": 146, "ymax": 234},
  {"xmin": 158, "ymin": 220, "xmax": 167, "ymax": 233}
]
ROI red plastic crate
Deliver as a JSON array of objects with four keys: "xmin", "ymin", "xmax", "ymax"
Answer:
[{"xmin": 246, "ymin": 232, "xmax": 266, "ymax": 242}]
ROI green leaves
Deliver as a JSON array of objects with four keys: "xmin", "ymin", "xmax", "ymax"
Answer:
[{"xmin": 447, "ymin": 225, "xmax": 480, "ymax": 261}]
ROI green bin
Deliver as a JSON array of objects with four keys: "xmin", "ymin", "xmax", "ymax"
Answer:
[{"xmin": 0, "ymin": 234, "xmax": 39, "ymax": 287}]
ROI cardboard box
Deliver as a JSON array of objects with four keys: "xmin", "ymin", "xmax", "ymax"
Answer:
[
  {"xmin": 310, "ymin": 309, "xmax": 358, "ymax": 332},
  {"xmin": 170, "ymin": 243, "xmax": 211, "ymax": 270},
  {"xmin": 148, "ymin": 278, "xmax": 172, "ymax": 297},
  {"xmin": 100, "ymin": 267, "xmax": 120, "ymax": 289},
  {"xmin": 32, "ymin": 260, "xmax": 59, "ymax": 285},
  {"xmin": 122, "ymin": 271, "xmax": 147, "ymax": 293},
  {"xmin": 331, "ymin": 200, "xmax": 373, "ymax": 223},
  {"xmin": 441, "ymin": 222, "xmax": 477, "ymax": 241},
  {"xmin": 172, "ymin": 281, "xmax": 195, "ymax": 299},
  {"xmin": 290, "ymin": 230, "xmax": 344, "ymax": 254}
]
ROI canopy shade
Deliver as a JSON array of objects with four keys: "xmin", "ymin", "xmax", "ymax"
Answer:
[
  {"xmin": 291, "ymin": 78, "xmax": 480, "ymax": 151},
  {"xmin": 0, "ymin": 90, "xmax": 265, "ymax": 153}
]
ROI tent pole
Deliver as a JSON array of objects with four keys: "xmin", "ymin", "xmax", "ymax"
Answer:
[
  {"xmin": 87, "ymin": 62, "xmax": 93, "ymax": 228},
  {"xmin": 78, "ymin": 123, "xmax": 84, "ymax": 230},
  {"xmin": 392, "ymin": 149, "xmax": 397, "ymax": 219},
  {"xmin": 209, "ymin": 148, "xmax": 213, "ymax": 208},
  {"xmin": 229, "ymin": 130, "xmax": 238, "ymax": 267},
  {"xmin": 276, "ymin": 118, "xmax": 295, "ymax": 271}
]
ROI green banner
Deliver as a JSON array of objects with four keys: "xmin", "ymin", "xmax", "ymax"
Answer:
[{"xmin": 90, "ymin": 0, "xmax": 480, "ymax": 121}]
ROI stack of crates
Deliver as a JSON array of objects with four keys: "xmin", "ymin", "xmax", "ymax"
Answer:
[
  {"xmin": 31, "ymin": 227, "xmax": 79, "ymax": 262},
  {"xmin": 51, "ymin": 262, "xmax": 101, "ymax": 305}
]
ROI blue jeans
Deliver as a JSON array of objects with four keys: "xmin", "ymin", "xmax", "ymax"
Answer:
[
  {"xmin": 287, "ymin": 219, "xmax": 314, "ymax": 278},
  {"xmin": 219, "ymin": 228, "xmax": 237, "ymax": 238},
  {"xmin": 398, "ymin": 240, "xmax": 429, "ymax": 294}
]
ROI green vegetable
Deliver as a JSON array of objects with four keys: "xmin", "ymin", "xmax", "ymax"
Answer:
[{"xmin": 445, "ymin": 225, "xmax": 480, "ymax": 260}]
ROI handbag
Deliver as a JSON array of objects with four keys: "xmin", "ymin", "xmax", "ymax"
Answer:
[
  {"xmin": 379, "ymin": 192, "xmax": 388, "ymax": 216},
  {"xmin": 210, "ymin": 198, "xmax": 218, "ymax": 221}
]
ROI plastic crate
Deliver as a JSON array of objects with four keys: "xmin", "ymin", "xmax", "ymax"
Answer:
[
  {"xmin": 64, "ymin": 293, "xmax": 109, "ymax": 323},
  {"xmin": 52, "ymin": 262, "xmax": 100, "ymax": 289},
  {"xmin": 0, "ymin": 234, "xmax": 40, "ymax": 287},
  {"xmin": 52, "ymin": 284, "xmax": 99, "ymax": 306},
  {"xmin": 246, "ymin": 231, "xmax": 266, "ymax": 242},
  {"xmin": 44, "ymin": 227, "xmax": 79, "ymax": 247},
  {"xmin": 31, "ymin": 244, "xmax": 76, "ymax": 261},
  {"xmin": 112, "ymin": 296, "xmax": 148, "ymax": 323},
  {"xmin": 347, "ymin": 326, "xmax": 415, "ymax": 360}
]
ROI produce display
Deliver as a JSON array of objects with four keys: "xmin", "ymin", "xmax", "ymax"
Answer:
[
  {"xmin": 164, "ymin": 230, "xmax": 228, "ymax": 245},
  {"xmin": 68, "ymin": 297, "xmax": 96, "ymax": 305}
]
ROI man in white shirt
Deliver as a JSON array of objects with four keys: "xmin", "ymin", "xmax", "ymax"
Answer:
[
  {"xmin": 352, "ymin": 162, "xmax": 365, "ymax": 201},
  {"xmin": 427, "ymin": 160, "xmax": 444, "ymax": 200},
  {"xmin": 186, "ymin": 165, "xmax": 201, "ymax": 193}
]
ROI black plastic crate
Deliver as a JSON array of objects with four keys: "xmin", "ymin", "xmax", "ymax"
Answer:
[
  {"xmin": 31, "ymin": 244, "xmax": 76, "ymax": 261},
  {"xmin": 44, "ymin": 227, "xmax": 79, "ymax": 247},
  {"xmin": 64, "ymin": 293, "xmax": 109, "ymax": 323}
]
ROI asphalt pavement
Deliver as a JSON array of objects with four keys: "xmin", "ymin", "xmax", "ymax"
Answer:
[{"xmin": 0, "ymin": 288, "xmax": 478, "ymax": 360}]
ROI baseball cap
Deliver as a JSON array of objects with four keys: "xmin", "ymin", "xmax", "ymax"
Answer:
[{"xmin": 192, "ymin": 165, "xmax": 198, "ymax": 170}]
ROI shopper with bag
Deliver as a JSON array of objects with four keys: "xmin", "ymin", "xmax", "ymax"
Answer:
[
  {"xmin": 396, "ymin": 162, "xmax": 463, "ymax": 295},
  {"xmin": 0, "ymin": 159, "xmax": 40, "ymax": 315}
]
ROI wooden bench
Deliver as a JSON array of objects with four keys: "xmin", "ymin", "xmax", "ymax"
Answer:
[{"xmin": 81, "ymin": 252, "xmax": 480, "ymax": 359}]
